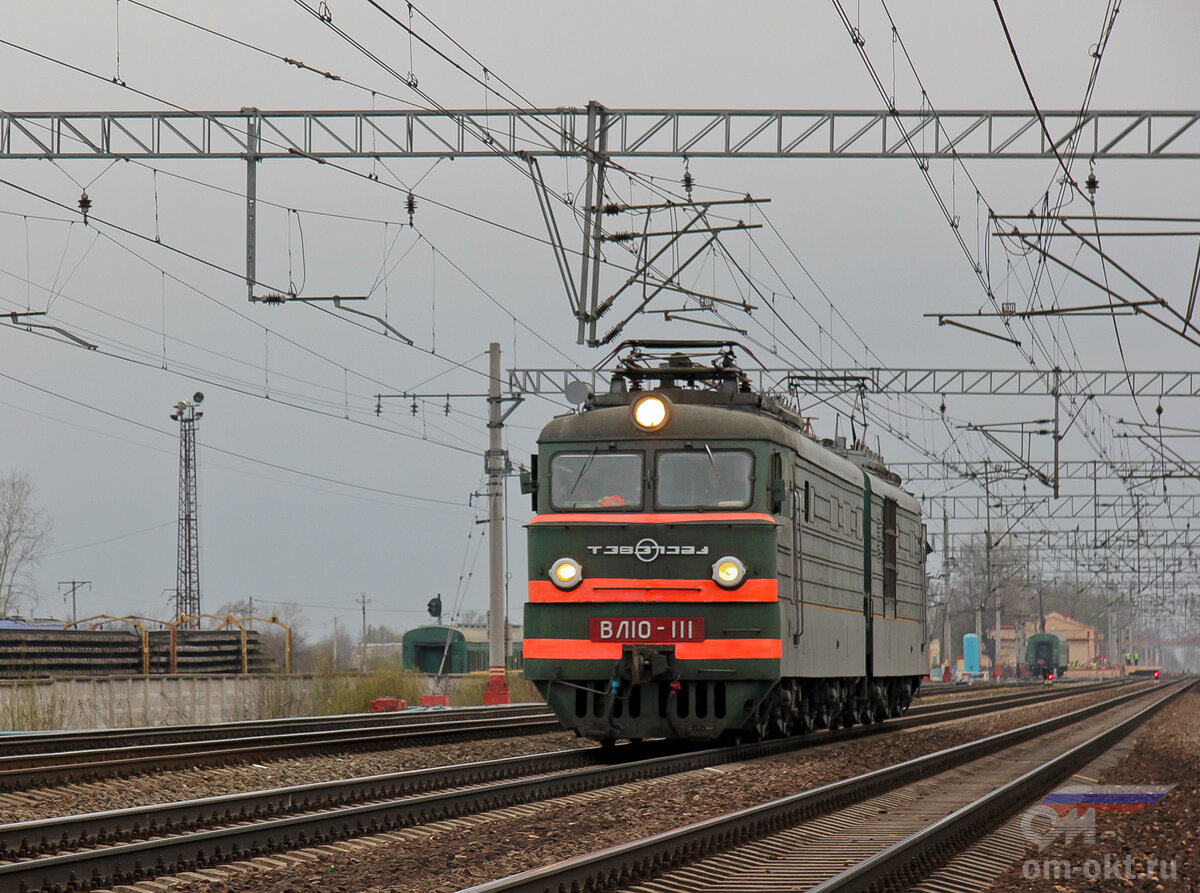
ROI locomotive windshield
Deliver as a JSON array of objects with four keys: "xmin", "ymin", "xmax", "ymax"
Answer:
[
  {"xmin": 549, "ymin": 450, "xmax": 643, "ymax": 510},
  {"xmin": 656, "ymin": 449, "xmax": 753, "ymax": 510}
]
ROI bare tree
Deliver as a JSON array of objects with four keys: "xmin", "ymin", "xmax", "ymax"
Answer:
[{"xmin": 0, "ymin": 472, "xmax": 53, "ymax": 616}]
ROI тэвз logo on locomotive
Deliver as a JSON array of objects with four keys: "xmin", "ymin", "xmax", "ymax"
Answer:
[{"xmin": 585, "ymin": 538, "xmax": 711, "ymax": 562}]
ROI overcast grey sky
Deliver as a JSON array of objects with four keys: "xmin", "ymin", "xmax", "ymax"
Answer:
[{"xmin": 2, "ymin": 2, "xmax": 1198, "ymax": 641}]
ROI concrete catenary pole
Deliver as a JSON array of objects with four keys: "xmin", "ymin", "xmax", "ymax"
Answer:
[{"xmin": 484, "ymin": 342, "xmax": 511, "ymax": 704}]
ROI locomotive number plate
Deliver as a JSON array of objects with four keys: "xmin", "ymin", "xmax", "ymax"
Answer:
[{"xmin": 589, "ymin": 618, "xmax": 705, "ymax": 643}]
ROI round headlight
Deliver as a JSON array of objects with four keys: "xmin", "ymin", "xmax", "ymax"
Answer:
[
  {"xmin": 632, "ymin": 393, "xmax": 669, "ymax": 431},
  {"xmin": 712, "ymin": 556, "xmax": 746, "ymax": 589},
  {"xmin": 550, "ymin": 557, "xmax": 583, "ymax": 590}
]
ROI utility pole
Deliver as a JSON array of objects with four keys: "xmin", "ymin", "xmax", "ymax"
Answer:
[
  {"xmin": 332, "ymin": 615, "xmax": 339, "ymax": 668},
  {"xmin": 942, "ymin": 506, "xmax": 951, "ymax": 674},
  {"xmin": 171, "ymin": 392, "xmax": 204, "ymax": 628},
  {"xmin": 58, "ymin": 580, "xmax": 91, "ymax": 624},
  {"xmin": 994, "ymin": 539, "xmax": 1001, "ymax": 677},
  {"xmin": 357, "ymin": 592, "xmax": 370, "ymax": 671},
  {"xmin": 484, "ymin": 342, "xmax": 511, "ymax": 705},
  {"xmin": 978, "ymin": 462, "xmax": 990, "ymax": 654}
]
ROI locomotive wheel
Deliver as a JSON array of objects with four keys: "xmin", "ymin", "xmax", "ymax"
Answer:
[
  {"xmin": 753, "ymin": 714, "xmax": 772, "ymax": 740},
  {"xmin": 793, "ymin": 710, "xmax": 813, "ymax": 734}
]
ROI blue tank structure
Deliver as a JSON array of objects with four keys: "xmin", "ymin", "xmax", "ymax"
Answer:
[{"xmin": 962, "ymin": 633, "xmax": 981, "ymax": 679}]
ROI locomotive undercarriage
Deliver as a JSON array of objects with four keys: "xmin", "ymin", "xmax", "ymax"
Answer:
[
  {"xmin": 747, "ymin": 675, "xmax": 920, "ymax": 740},
  {"xmin": 542, "ymin": 675, "xmax": 771, "ymax": 742},
  {"xmin": 539, "ymin": 661, "xmax": 920, "ymax": 744}
]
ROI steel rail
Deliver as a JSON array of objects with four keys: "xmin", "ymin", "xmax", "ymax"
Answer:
[
  {"xmin": 0, "ymin": 704, "xmax": 552, "ymax": 757},
  {"xmin": 0, "ymin": 680, "xmax": 1123, "ymax": 859},
  {"xmin": 453, "ymin": 682, "xmax": 1173, "ymax": 893},
  {"xmin": 0, "ymin": 714, "xmax": 563, "ymax": 791},
  {"xmin": 0, "ymin": 682, "xmax": 1145, "ymax": 889},
  {"xmin": 905, "ymin": 679, "xmax": 1122, "ymax": 716},
  {"xmin": 0, "ymin": 679, "xmax": 1121, "ymax": 794},
  {"xmin": 809, "ymin": 680, "xmax": 1193, "ymax": 892},
  {"xmin": 0, "ymin": 745, "xmax": 612, "ymax": 860}
]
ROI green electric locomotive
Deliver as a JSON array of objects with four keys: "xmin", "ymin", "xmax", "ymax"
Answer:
[{"xmin": 522, "ymin": 342, "xmax": 929, "ymax": 743}]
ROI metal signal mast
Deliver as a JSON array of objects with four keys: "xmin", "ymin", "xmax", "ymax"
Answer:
[{"xmin": 171, "ymin": 393, "xmax": 205, "ymax": 628}]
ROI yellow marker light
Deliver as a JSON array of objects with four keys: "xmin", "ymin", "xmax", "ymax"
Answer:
[
  {"xmin": 550, "ymin": 557, "xmax": 583, "ymax": 590},
  {"xmin": 712, "ymin": 556, "xmax": 746, "ymax": 589},
  {"xmin": 632, "ymin": 394, "xmax": 670, "ymax": 431}
]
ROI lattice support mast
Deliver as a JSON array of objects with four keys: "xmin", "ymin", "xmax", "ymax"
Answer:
[{"xmin": 171, "ymin": 394, "xmax": 204, "ymax": 627}]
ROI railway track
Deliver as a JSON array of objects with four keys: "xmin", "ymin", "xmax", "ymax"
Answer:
[
  {"xmin": 0, "ymin": 703, "xmax": 552, "ymax": 757},
  {"xmin": 0, "ymin": 709, "xmax": 563, "ymax": 792},
  {"xmin": 0, "ymin": 678, "xmax": 1124, "ymax": 794},
  {"xmin": 457, "ymin": 679, "xmax": 1189, "ymax": 892},
  {"xmin": 0, "ymin": 679, "xmax": 1145, "ymax": 891}
]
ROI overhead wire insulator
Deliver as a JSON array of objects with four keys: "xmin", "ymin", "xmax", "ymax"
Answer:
[
  {"xmin": 602, "ymin": 203, "xmax": 625, "ymax": 215},
  {"xmin": 78, "ymin": 191, "xmax": 92, "ymax": 224},
  {"xmin": 406, "ymin": 192, "xmax": 417, "ymax": 226},
  {"xmin": 682, "ymin": 170, "xmax": 694, "ymax": 199},
  {"xmin": 410, "ymin": 397, "xmax": 418, "ymax": 416}
]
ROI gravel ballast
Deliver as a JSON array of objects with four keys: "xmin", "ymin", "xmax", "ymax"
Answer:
[
  {"xmin": 983, "ymin": 685, "xmax": 1199, "ymax": 891},
  {"xmin": 149, "ymin": 687, "xmax": 1144, "ymax": 893}
]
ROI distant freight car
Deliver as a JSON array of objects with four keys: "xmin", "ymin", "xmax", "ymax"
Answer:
[
  {"xmin": 400, "ymin": 624, "xmax": 523, "ymax": 674},
  {"xmin": 1025, "ymin": 632, "xmax": 1066, "ymax": 680},
  {"xmin": 521, "ymin": 341, "xmax": 930, "ymax": 744}
]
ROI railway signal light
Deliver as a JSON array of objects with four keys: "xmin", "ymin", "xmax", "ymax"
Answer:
[{"xmin": 427, "ymin": 595, "xmax": 442, "ymax": 619}]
